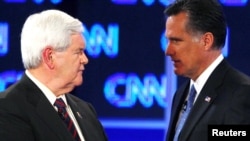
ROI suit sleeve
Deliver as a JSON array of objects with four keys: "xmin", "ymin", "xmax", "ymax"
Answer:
[
  {"xmin": 0, "ymin": 99, "xmax": 35, "ymax": 141},
  {"xmin": 224, "ymin": 84, "xmax": 250, "ymax": 123}
]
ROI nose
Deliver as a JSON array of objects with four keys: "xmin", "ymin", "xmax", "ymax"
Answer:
[
  {"xmin": 81, "ymin": 53, "xmax": 89, "ymax": 65},
  {"xmin": 165, "ymin": 43, "xmax": 171, "ymax": 56}
]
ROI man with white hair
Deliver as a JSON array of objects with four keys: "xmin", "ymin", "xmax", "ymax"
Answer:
[{"xmin": 0, "ymin": 9, "xmax": 108, "ymax": 141}]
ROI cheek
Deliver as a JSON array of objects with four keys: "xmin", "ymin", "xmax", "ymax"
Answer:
[
  {"xmin": 67, "ymin": 56, "xmax": 78, "ymax": 65},
  {"xmin": 73, "ymin": 58, "xmax": 81, "ymax": 66},
  {"xmin": 71, "ymin": 60, "xmax": 82, "ymax": 72}
]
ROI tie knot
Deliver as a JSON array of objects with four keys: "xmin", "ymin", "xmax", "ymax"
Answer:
[
  {"xmin": 190, "ymin": 85, "xmax": 196, "ymax": 96},
  {"xmin": 54, "ymin": 98, "xmax": 66, "ymax": 109},
  {"xmin": 188, "ymin": 85, "xmax": 197, "ymax": 106}
]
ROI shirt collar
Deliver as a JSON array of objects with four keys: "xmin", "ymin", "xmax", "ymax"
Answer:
[
  {"xmin": 191, "ymin": 54, "xmax": 224, "ymax": 94},
  {"xmin": 25, "ymin": 70, "xmax": 67, "ymax": 106}
]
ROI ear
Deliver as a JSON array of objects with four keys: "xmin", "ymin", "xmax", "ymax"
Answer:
[
  {"xmin": 201, "ymin": 32, "xmax": 214, "ymax": 50},
  {"xmin": 42, "ymin": 46, "xmax": 54, "ymax": 69}
]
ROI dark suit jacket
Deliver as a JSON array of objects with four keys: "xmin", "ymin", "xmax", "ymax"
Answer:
[
  {"xmin": 0, "ymin": 73, "xmax": 108, "ymax": 141},
  {"xmin": 166, "ymin": 59, "xmax": 250, "ymax": 141}
]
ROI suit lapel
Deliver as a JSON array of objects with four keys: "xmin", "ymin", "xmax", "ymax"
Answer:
[
  {"xmin": 167, "ymin": 81, "xmax": 190, "ymax": 140},
  {"xmin": 179, "ymin": 60, "xmax": 230, "ymax": 140},
  {"xmin": 35, "ymin": 96, "xmax": 74, "ymax": 141},
  {"xmin": 21, "ymin": 74, "xmax": 74, "ymax": 141},
  {"xmin": 66, "ymin": 95, "xmax": 106, "ymax": 141},
  {"xmin": 66, "ymin": 95, "xmax": 91, "ymax": 140}
]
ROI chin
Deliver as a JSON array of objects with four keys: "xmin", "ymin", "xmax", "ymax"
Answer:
[
  {"xmin": 174, "ymin": 70, "xmax": 183, "ymax": 76},
  {"xmin": 74, "ymin": 79, "xmax": 83, "ymax": 86},
  {"xmin": 174, "ymin": 69, "xmax": 179, "ymax": 74},
  {"xmin": 72, "ymin": 75, "xmax": 83, "ymax": 84}
]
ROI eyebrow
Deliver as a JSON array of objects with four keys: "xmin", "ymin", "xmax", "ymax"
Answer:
[{"xmin": 168, "ymin": 37, "xmax": 183, "ymax": 41}]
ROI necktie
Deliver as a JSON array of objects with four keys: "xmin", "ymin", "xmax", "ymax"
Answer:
[
  {"xmin": 54, "ymin": 98, "xmax": 81, "ymax": 141},
  {"xmin": 173, "ymin": 85, "xmax": 197, "ymax": 141}
]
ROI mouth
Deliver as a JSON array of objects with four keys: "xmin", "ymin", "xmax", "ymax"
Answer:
[
  {"xmin": 171, "ymin": 58, "xmax": 178, "ymax": 63},
  {"xmin": 172, "ymin": 59, "xmax": 180, "ymax": 66},
  {"xmin": 80, "ymin": 66, "xmax": 85, "ymax": 71},
  {"xmin": 78, "ymin": 69, "xmax": 84, "ymax": 74}
]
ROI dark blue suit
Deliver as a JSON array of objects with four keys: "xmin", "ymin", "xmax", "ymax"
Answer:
[
  {"xmin": 0, "ymin": 74, "xmax": 108, "ymax": 141},
  {"xmin": 166, "ymin": 59, "xmax": 250, "ymax": 141}
]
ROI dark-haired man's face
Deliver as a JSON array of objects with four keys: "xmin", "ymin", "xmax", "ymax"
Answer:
[{"xmin": 165, "ymin": 12, "xmax": 206, "ymax": 80}]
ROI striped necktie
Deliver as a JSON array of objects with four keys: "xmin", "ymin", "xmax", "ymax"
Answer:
[{"xmin": 54, "ymin": 98, "xmax": 81, "ymax": 141}]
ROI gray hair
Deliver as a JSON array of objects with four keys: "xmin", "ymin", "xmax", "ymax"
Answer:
[{"xmin": 21, "ymin": 9, "xmax": 83, "ymax": 69}]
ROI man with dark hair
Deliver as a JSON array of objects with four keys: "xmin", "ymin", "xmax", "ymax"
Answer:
[{"xmin": 164, "ymin": 0, "xmax": 250, "ymax": 141}]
